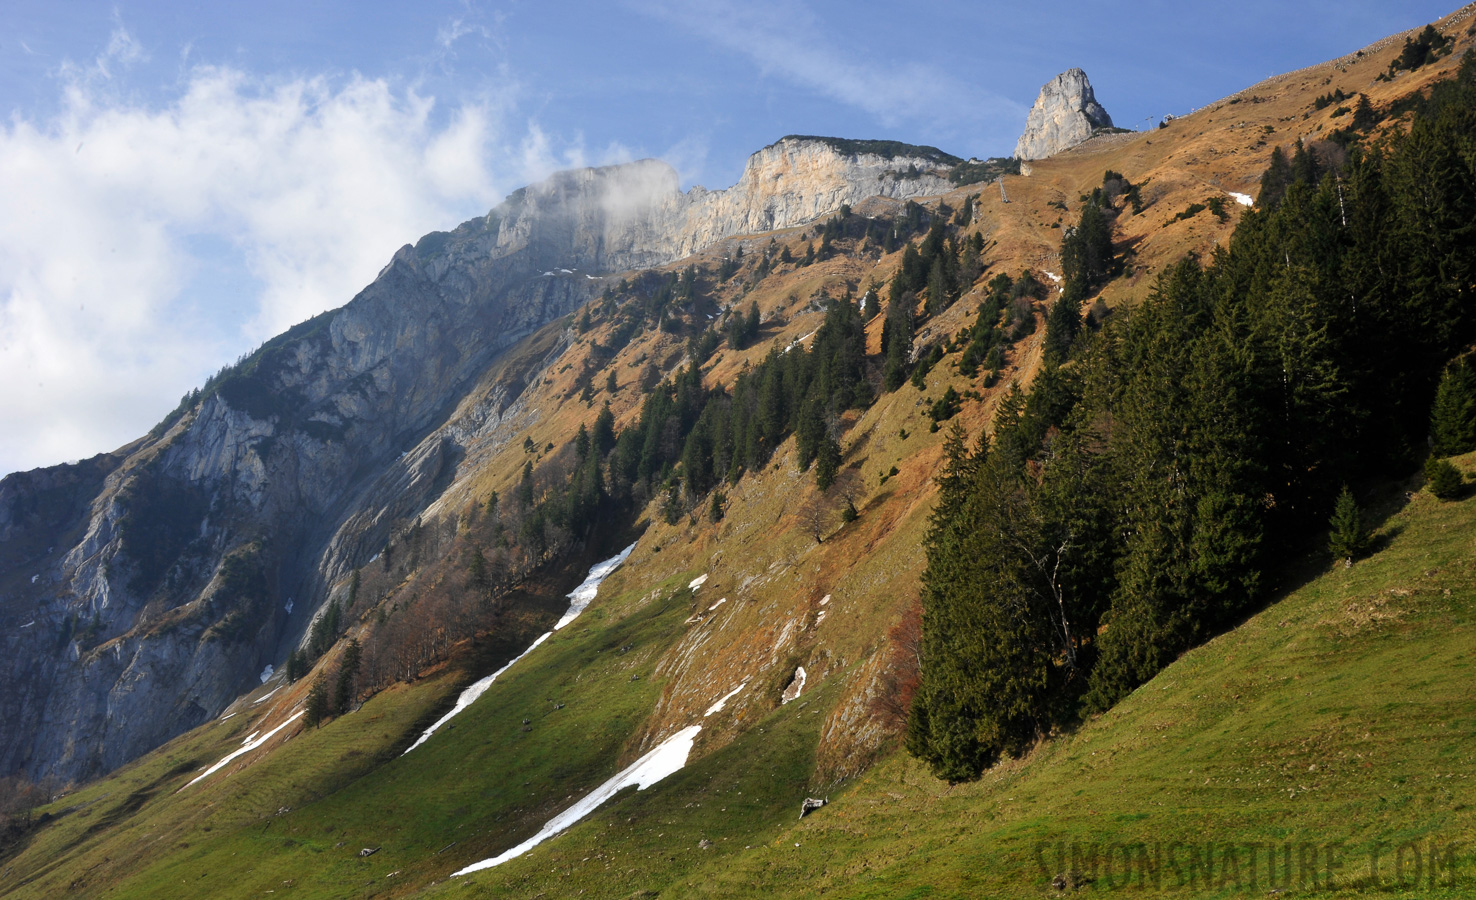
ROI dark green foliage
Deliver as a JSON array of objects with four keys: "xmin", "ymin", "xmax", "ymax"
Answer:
[
  {"xmin": 708, "ymin": 491, "xmax": 725, "ymax": 523},
  {"xmin": 1390, "ymin": 25, "xmax": 1451, "ymax": 75},
  {"xmin": 1206, "ymin": 196, "xmax": 1229, "ymax": 221},
  {"xmin": 285, "ymin": 650, "xmax": 307, "ymax": 683},
  {"xmin": 202, "ymin": 545, "xmax": 273, "ymax": 644},
  {"xmin": 910, "ymin": 67, "xmax": 1476, "ymax": 779},
  {"xmin": 910, "ymin": 344, "xmax": 944, "ymax": 389},
  {"xmin": 1313, "ymin": 88, "xmax": 1349, "ymax": 111},
  {"xmin": 1171, "ymin": 202, "xmax": 1207, "ymax": 223},
  {"xmin": 1431, "ymin": 355, "xmax": 1476, "ymax": 456},
  {"xmin": 333, "ymin": 639, "xmax": 361, "ymax": 714},
  {"xmin": 1258, "ymin": 146, "xmax": 1293, "ymax": 211},
  {"xmin": 958, "ymin": 274, "xmax": 1022, "ymax": 379},
  {"xmin": 948, "ymin": 156, "xmax": 1021, "ymax": 187},
  {"xmin": 926, "ymin": 386, "xmax": 962, "ymax": 424},
  {"xmin": 1061, "ymin": 201, "xmax": 1115, "ymax": 300},
  {"xmin": 1426, "ymin": 458, "xmax": 1464, "ymax": 500},
  {"xmin": 727, "ymin": 303, "xmax": 761, "ymax": 350},
  {"xmin": 309, "ymin": 599, "xmax": 341, "ymax": 658},
  {"xmin": 882, "ymin": 292, "xmax": 916, "ymax": 392},
  {"xmin": 1327, "ymin": 486, "xmax": 1368, "ymax": 561},
  {"xmin": 305, "ymin": 679, "xmax": 328, "ymax": 728},
  {"xmin": 1048, "ymin": 199, "xmax": 1116, "ymax": 366},
  {"xmin": 815, "ymin": 434, "xmax": 842, "ymax": 490},
  {"xmin": 1352, "ymin": 94, "xmax": 1379, "ymax": 131}
]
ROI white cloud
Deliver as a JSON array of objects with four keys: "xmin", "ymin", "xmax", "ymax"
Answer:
[{"xmin": 0, "ymin": 62, "xmax": 574, "ymax": 476}]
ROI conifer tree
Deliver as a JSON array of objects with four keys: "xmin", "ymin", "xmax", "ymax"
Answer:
[
  {"xmin": 1431, "ymin": 355, "xmax": 1476, "ymax": 456},
  {"xmin": 305, "ymin": 679, "xmax": 329, "ymax": 728},
  {"xmin": 1327, "ymin": 486, "xmax": 1368, "ymax": 562},
  {"xmin": 815, "ymin": 433, "xmax": 841, "ymax": 490},
  {"xmin": 1426, "ymin": 457, "xmax": 1464, "ymax": 500},
  {"xmin": 334, "ymin": 640, "xmax": 362, "ymax": 714},
  {"xmin": 1258, "ymin": 146, "xmax": 1293, "ymax": 211}
]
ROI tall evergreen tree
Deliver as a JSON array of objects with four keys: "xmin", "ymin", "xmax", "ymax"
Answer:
[
  {"xmin": 1327, "ymin": 486, "xmax": 1368, "ymax": 562},
  {"xmin": 1431, "ymin": 355, "xmax": 1476, "ymax": 456}
]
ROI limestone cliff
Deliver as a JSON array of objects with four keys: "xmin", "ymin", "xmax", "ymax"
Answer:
[
  {"xmin": 0, "ymin": 136, "xmax": 958, "ymax": 783},
  {"xmin": 1014, "ymin": 68, "xmax": 1114, "ymax": 160}
]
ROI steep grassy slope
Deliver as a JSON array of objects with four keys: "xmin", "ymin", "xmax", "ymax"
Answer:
[
  {"xmin": 435, "ymin": 454, "xmax": 1476, "ymax": 898},
  {"xmin": 3, "ymin": 8, "xmax": 1475, "ymax": 899}
]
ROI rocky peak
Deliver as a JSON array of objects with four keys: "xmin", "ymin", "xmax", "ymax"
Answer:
[{"xmin": 1014, "ymin": 68, "xmax": 1114, "ymax": 160}]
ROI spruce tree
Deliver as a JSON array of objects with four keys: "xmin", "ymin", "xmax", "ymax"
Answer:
[
  {"xmin": 1327, "ymin": 486, "xmax": 1368, "ymax": 562},
  {"xmin": 305, "ymin": 679, "xmax": 329, "ymax": 728},
  {"xmin": 334, "ymin": 640, "xmax": 361, "ymax": 714},
  {"xmin": 815, "ymin": 433, "xmax": 841, "ymax": 490},
  {"xmin": 1258, "ymin": 146, "xmax": 1293, "ymax": 211},
  {"xmin": 1431, "ymin": 355, "xmax": 1476, "ymax": 456},
  {"xmin": 1426, "ymin": 458, "xmax": 1464, "ymax": 500}
]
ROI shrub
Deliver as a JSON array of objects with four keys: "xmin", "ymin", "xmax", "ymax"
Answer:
[{"xmin": 1425, "ymin": 458, "xmax": 1464, "ymax": 500}]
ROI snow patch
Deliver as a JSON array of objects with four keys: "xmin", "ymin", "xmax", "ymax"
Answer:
[
  {"xmin": 1229, "ymin": 192, "xmax": 1254, "ymax": 207},
  {"xmin": 818, "ymin": 594, "xmax": 831, "ymax": 606},
  {"xmin": 403, "ymin": 632, "xmax": 552, "ymax": 755},
  {"xmin": 688, "ymin": 574, "xmax": 708, "ymax": 591},
  {"xmin": 19, "ymin": 620, "xmax": 34, "ymax": 628},
  {"xmin": 556, "ymin": 543, "xmax": 636, "ymax": 630},
  {"xmin": 704, "ymin": 682, "xmax": 747, "ymax": 717},
  {"xmin": 783, "ymin": 330, "xmax": 817, "ymax": 354},
  {"xmin": 451, "ymin": 725, "xmax": 702, "ymax": 875},
  {"xmin": 186, "ymin": 710, "xmax": 305, "ymax": 788},
  {"xmin": 253, "ymin": 686, "xmax": 281, "ymax": 704},
  {"xmin": 559, "ymin": 268, "xmax": 573, "ymax": 274},
  {"xmin": 259, "ymin": 665, "xmax": 274, "ymax": 683},
  {"xmin": 219, "ymin": 712, "xmax": 235, "ymax": 721},
  {"xmin": 284, "ymin": 599, "xmax": 294, "ymax": 614},
  {"xmin": 403, "ymin": 546, "xmax": 634, "ymax": 757},
  {"xmin": 707, "ymin": 597, "xmax": 727, "ymax": 612},
  {"xmin": 781, "ymin": 666, "xmax": 807, "ymax": 704},
  {"xmin": 30, "ymin": 575, "xmax": 38, "ymax": 584}
]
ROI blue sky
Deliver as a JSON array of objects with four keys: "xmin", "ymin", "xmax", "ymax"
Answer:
[{"xmin": 0, "ymin": 0, "xmax": 1459, "ymax": 476}]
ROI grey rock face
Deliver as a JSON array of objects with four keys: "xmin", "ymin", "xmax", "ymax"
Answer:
[
  {"xmin": 1014, "ymin": 68, "xmax": 1114, "ymax": 160},
  {"xmin": 0, "ymin": 137, "xmax": 957, "ymax": 784}
]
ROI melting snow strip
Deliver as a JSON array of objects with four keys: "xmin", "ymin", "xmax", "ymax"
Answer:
[
  {"xmin": 451, "ymin": 725, "xmax": 702, "ymax": 876},
  {"xmin": 707, "ymin": 597, "xmax": 727, "ymax": 612},
  {"xmin": 704, "ymin": 682, "xmax": 747, "ymax": 717},
  {"xmin": 402, "ymin": 633, "xmax": 552, "ymax": 755},
  {"xmin": 688, "ymin": 574, "xmax": 708, "ymax": 591},
  {"xmin": 186, "ymin": 710, "xmax": 305, "ymax": 788},
  {"xmin": 253, "ymin": 686, "xmax": 281, "ymax": 704},
  {"xmin": 556, "ymin": 543, "xmax": 636, "ymax": 630},
  {"xmin": 219, "ymin": 712, "xmax": 236, "ymax": 721},
  {"xmin": 1229, "ymin": 192, "xmax": 1254, "ymax": 207},
  {"xmin": 404, "ymin": 544, "xmax": 635, "ymax": 755}
]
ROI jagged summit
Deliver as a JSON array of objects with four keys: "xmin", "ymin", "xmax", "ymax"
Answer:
[{"xmin": 1014, "ymin": 67, "xmax": 1114, "ymax": 160}]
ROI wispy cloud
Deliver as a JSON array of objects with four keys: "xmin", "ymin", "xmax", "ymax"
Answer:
[
  {"xmin": 0, "ymin": 52, "xmax": 577, "ymax": 476},
  {"xmin": 630, "ymin": 0, "xmax": 1020, "ymax": 129}
]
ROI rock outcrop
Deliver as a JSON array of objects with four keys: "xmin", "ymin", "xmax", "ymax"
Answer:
[
  {"xmin": 0, "ymin": 136, "xmax": 958, "ymax": 783},
  {"xmin": 1014, "ymin": 68, "xmax": 1114, "ymax": 160}
]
